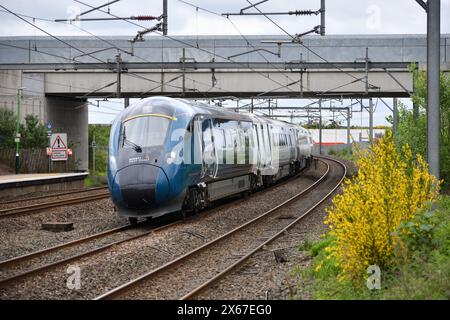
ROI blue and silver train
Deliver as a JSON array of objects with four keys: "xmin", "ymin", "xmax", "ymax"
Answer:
[{"xmin": 108, "ymin": 97, "xmax": 314, "ymax": 224}]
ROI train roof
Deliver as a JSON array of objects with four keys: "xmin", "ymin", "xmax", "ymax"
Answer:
[
  {"xmin": 117, "ymin": 97, "xmax": 309, "ymax": 135},
  {"xmin": 177, "ymin": 99, "xmax": 252, "ymax": 122}
]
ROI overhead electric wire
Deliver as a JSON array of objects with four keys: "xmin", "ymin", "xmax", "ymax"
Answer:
[
  {"xmin": 51, "ymin": 4, "xmax": 233, "ymax": 96},
  {"xmin": 0, "ymin": 6, "xmax": 200, "ymax": 97},
  {"xmin": 0, "ymin": 85, "xmax": 45, "ymax": 95},
  {"xmin": 73, "ymin": 0, "xmax": 306, "ymax": 96},
  {"xmin": 244, "ymin": 0, "xmax": 380, "ymax": 93},
  {"xmin": 0, "ymin": 9, "xmax": 54, "ymax": 22},
  {"xmin": 0, "ymin": 42, "xmax": 76, "ymax": 62},
  {"xmin": 177, "ymin": 0, "xmax": 306, "ymax": 96},
  {"xmin": 0, "ymin": 4, "xmax": 108, "ymax": 65}
]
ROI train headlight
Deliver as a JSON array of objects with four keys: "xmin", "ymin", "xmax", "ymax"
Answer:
[
  {"xmin": 109, "ymin": 155, "xmax": 117, "ymax": 171},
  {"xmin": 166, "ymin": 151, "xmax": 176, "ymax": 164}
]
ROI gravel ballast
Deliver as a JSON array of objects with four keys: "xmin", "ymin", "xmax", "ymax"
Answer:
[{"xmin": 0, "ymin": 163, "xmax": 329, "ymax": 300}]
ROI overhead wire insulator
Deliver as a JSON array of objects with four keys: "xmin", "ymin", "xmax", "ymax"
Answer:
[
  {"xmin": 290, "ymin": 10, "xmax": 319, "ymax": 16},
  {"xmin": 131, "ymin": 15, "xmax": 160, "ymax": 21}
]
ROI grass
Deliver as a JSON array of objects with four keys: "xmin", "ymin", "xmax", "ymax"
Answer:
[
  {"xmin": 293, "ymin": 195, "xmax": 450, "ymax": 300},
  {"xmin": 327, "ymin": 148, "xmax": 357, "ymax": 162},
  {"xmin": 84, "ymin": 173, "xmax": 107, "ymax": 188}
]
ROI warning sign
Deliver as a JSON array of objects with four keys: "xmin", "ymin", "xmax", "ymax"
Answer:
[{"xmin": 50, "ymin": 133, "xmax": 68, "ymax": 161}]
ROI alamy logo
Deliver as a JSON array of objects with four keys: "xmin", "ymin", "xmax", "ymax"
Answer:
[
  {"xmin": 366, "ymin": 264, "xmax": 381, "ymax": 290},
  {"xmin": 366, "ymin": 4, "xmax": 382, "ymax": 31},
  {"xmin": 66, "ymin": 265, "xmax": 81, "ymax": 290}
]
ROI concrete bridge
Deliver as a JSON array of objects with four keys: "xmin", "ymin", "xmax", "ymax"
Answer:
[{"xmin": 0, "ymin": 34, "xmax": 449, "ymax": 171}]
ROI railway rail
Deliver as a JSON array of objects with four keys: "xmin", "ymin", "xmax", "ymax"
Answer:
[
  {"xmin": 0, "ymin": 162, "xmax": 314, "ymax": 288},
  {"xmin": 0, "ymin": 221, "xmax": 178, "ymax": 286},
  {"xmin": 0, "ymin": 186, "xmax": 107, "ymax": 206},
  {"xmin": 0, "ymin": 158, "xmax": 338, "ymax": 298},
  {"xmin": 0, "ymin": 189, "xmax": 110, "ymax": 219},
  {"xmin": 93, "ymin": 156, "xmax": 346, "ymax": 300}
]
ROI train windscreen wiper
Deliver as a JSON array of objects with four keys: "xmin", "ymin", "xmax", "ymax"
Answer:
[
  {"xmin": 124, "ymin": 138, "xmax": 142, "ymax": 153},
  {"xmin": 122, "ymin": 127, "xmax": 142, "ymax": 153}
]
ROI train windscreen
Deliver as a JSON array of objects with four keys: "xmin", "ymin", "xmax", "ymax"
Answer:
[{"xmin": 121, "ymin": 115, "xmax": 171, "ymax": 149}]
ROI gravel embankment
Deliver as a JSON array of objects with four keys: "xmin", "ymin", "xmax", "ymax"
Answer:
[
  {"xmin": 0, "ymin": 162, "xmax": 328, "ymax": 299},
  {"xmin": 197, "ymin": 157, "xmax": 355, "ymax": 300},
  {"xmin": 117, "ymin": 160, "xmax": 345, "ymax": 300},
  {"xmin": 0, "ymin": 198, "xmax": 126, "ymax": 261}
]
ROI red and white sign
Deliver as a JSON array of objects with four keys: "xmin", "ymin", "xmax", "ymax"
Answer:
[{"xmin": 50, "ymin": 133, "xmax": 68, "ymax": 161}]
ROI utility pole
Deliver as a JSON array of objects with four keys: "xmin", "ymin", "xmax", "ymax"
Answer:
[
  {"xmin": 181, "ymin": 48, "xmax": 186, "ymax": 96},
  {"xmin": 115, "ymin": 53, "xmax": 122, "ymax": 98},
  {"xmin": 427, "ymin": 0, "xmax": 441, "ymax": 179},
  {"xmin": 369, "ymin": 98, "xmax": 374, "ymax": 143},
  {"xmin": 347, "ymin": 107, "xmax": 351, "ymax": 155},
  {"xmin": 413, "ymin": 79, "xmax": 419, "ymax": 122},
  {"xmin": 162, "ymin": 0, "xmax": 168, "ymax": 35},
  {"xmin": 319, "ymin": 99, "xmax": 322, "ymax": 154},
  {"xmin": 365, "ymin": 47, "xmax": 369, "ymax": 95},
  {"xmin": 393, "ymin": 97, "xmax": 399, "ymax": 136},
  {"xmin": 92, "ymin": 135, "xmax": 97, "ymax": 175},
  {"xmin": 124, "ymin": 98, "xmax": 130, "ymax": 108},
  {"xmin": 15, "ymin": 88, "xmax": 22, "ymax": 174},
  {"xmin": 320, "ymin": 0, "xmax": 325, "ymax": 36}
]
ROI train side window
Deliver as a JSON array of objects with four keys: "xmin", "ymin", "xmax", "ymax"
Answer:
[{"xmin": 213, "ymin": 120, "xmax": 225, "ymax": 165}]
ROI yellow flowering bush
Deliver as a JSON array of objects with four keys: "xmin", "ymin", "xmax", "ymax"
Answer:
[{"xmin": 325, "ymin": 131, "xmax": 439, "ymax": 282}]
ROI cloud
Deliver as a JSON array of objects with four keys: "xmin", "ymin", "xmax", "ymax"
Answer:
[
  {"xmin": 0, "ymin": 0, "xmax": 448, "ymax": 37},
  {"xmin": 1, "ymin": 0, "xmax": 448, "ymax": 125}
]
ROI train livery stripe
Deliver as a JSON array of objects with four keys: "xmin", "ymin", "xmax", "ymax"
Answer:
[{"xmin": 122, "ymin": 113, "xmax": 177, "ymax": 123}]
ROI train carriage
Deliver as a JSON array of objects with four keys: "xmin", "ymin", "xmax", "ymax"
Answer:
[{"xmin": 108, "ymin": 97, "xmax": 313, "ymax": 224}]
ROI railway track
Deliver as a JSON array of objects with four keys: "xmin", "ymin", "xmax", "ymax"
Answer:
[
  {"xmin": 0, "ymin": 189, "xmax": 110, "ymax": 219},
  {"xmin": 94, "ymin": 157, "xmax": 346, "ymax": 300},
  {"xmin": 0, "ymin": 159, "xmax": 335, "ymax": 299},
  {"xmin": 0, "ymin": 164, "xmax": 312, "ymax": 288},
  {"xmin": 0, "ymin": 186, "xmax": 108, "ymax": 206},
  {"xmin": 0, "ymin": 221, "xmax": 179, "ymax": 286}
]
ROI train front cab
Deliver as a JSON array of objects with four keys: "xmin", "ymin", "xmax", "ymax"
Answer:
[{"xmin": 108, "ymin": 104, "xmax": 190, "ymax": 224}]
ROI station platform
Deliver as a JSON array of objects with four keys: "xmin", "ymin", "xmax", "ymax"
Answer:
[{"xmin": 0, "ymin": 172, "xmax": 88, "ymax": 198}]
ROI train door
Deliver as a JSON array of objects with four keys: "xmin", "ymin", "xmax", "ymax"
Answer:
[
  {"xmin": 265, "ymin": 124, "xmax": 274, "ymax": 170},
  {"xmin": 201, "ymin": 117, "xmax": 218, "ymax": 178},
  {"xmin": 193, "ymin": 116, "xmax": 205, "ymax": 177},
  {"xmin": 252, "ymin": 123, "xmax": 261, "ymax": 170},
  {"xmin": 289, "ymin": 129, "xmax": 296, "ymax": 161},
  {"xmin": 295, "ymin": 129, "xmax": 301, "ymax": 161}
]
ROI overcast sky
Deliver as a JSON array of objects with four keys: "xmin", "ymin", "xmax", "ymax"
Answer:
[{"xmin": 0, "ymin": 0, "xmax": 449, "ymax": 126}]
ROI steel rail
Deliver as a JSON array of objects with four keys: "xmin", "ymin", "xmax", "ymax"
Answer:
[
  {"xmin": 0, "ymin": 166, "xmax": 310, "ymax": 287},
  {"xmin": 0, "ymin": 224, "xmax": 130, "ymax": 268},
  {"xmin": 93, "ymin": 158, "xmax": 332, "ymax": 300},
  {"xmin": 0, "ymin": 192, "xmax": 110, "ymax": 219},
  {"xmin": 0, "ymin": 221, "xmax": 180, "ymax": 287},
  {"xmin": 0, "ymin": 187, "xmax": 107, "ymax": 205},
  {"xmin": 180, "ymin": 156, "xmax": 347, "ymax": 299}
]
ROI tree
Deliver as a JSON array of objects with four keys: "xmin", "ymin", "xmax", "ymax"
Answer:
[
  {"xmin": 0, "ymin": 107, "xmax": 15, "ymax": 148},
  {"xmin": 0, "ymin": 108, "xmax": 48, "ymax": 149},
  {"xmin": 20, "ymin": 114, "xmax": 48, "ymax": 149},
  {"xmin": 395, "ymin": 65, "xmax": 450, "ymax": 189},
  {"xmin": 88, "ymin": 124, "xmax": 110, "ymax": 175}
]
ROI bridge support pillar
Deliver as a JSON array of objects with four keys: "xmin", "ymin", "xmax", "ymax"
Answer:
[
  {"xmin": 46, "ymin": 97, "xmax": 88, "ymax": 172},
  {"xmin": 0, "ymin": 70, "xmax": 88, "ymax": 172}
]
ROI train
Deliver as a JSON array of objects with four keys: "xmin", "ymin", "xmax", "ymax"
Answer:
[{"xmin": 108, "ymin": 96, "xmax": 314, "ymax": 224}]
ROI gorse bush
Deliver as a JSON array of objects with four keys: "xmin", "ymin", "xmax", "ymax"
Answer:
[{"xmin": 324, "ymin": 132, "xmax": 439, "ymax": 283}]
